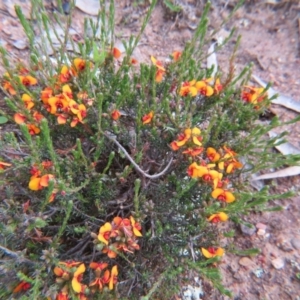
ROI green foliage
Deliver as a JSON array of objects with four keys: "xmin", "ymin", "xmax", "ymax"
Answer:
[{"xmin": 0, "ymin": 0, "xmax": 298, "ymax": 299}]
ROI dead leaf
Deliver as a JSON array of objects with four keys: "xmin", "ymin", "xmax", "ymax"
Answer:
[
  {"xmin": 268, "ymin": 131, "xmax": 300, "ymax": 155},
  {"xmin": 251, "ymin": 166, "xmax": 300, "ymax": 180},
  {"xmin": 75, "ymin": 0, "xmax": 100, "ymax": 16},
  {"xmin": 252, "ymin": 74, "xmax": 300, "ymax": 113},
  {"xmin": 207, "ymin": 42, "xmax": 218, "ymax": 78},
  {"xmin": 12, "ymin": 39, "xmax": 27, "ymax": 50}
]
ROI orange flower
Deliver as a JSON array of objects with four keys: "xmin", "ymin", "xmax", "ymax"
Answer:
[
  {"xmin": 172, "ymin": 51, "xmax": 181, "ymax": 61},
  {"xmin": 54, "ymin": 261, "xmax": 81, "ymax": 278},
  {"xmin": 29, "ymin": 174, "xmax": 55, "ymax": 191},
  {"xmin": 13, "ymin": 281, "xmax": 31, "ymax": 293},
  {"xmin": 70, "ymin": 117, "xmax": 80, "ymax": 127},
  {"xmin": 130, "ymin": 216, "xmax": 142, "ymax": 237},
  {"xmin": 27, "ymin": 124, "xmax": 40, "ymax": 135},
  {"xmin": 3, "ymin": 80, "xmax": 16, "ymax": 95},
  {"xmin": 22, "ymin": 94, "xmax": 34, "ymax": 110},
  {"xmin": 109, "ymin": 266, "xmax": 118, "ymax": 290},
  {"xmin": 195, "ymin": 78, "xmax": 214, "ymax": 96},
  {"xmin": 182, "ymin": 147, "xmax": 203, "ymax": 157},
  {"xmin": 14, "ymin": 113, "xmax": 27, "ymax": 124},
  {"xmin": 242, "ymin": 86, "xmax": 267, "ymax": 104},
  {"xmin": 19, "ymin": 75, "xmax": 37, "ymax": 86},
  {"xmin": 112, "ymin": 47, "xmax": 122, "ymax": 59},
  {"xmin": 111, "ymin": 109, "xmax": 121, "ymax": 120},
  {"xmin": 89, "ymin": 262, "xmax": 108, "ymax": 272},
  {"xmin": 214, "ymin": 78, "xmax": 223, "ymax": 94},
  {"xmin": 217, "ymin": 146, "xmax": 242, "ymax": 173},
  {"xmin": 207, "ymin": 212, "xmax": 228, "ymax": 223},
  {"xmin": 151, "ymin": 56, "xmax": 166, "ymax": 82},
  {"xmin": 57, "ymin": 291, "xmax": 69, "ymax": 300},
  {"xmin": 211, "ymin": 188, "xmax": 235, "ymax": 203},
  {"xmin": 48, "ymin": 191, "xmax": 57, "ymax": 203},
  {"xmin": 32, "ymin": 111, "xmax": 44, "ymax": 123},
  {"xmin": 155, "ymin": 69, "xmax": 165, "ymax": 83},
  {"xmin": 59, "ymin": 65, "xmax": 73, "ymax": 83},
  {"xmin": 130, "ymin": 57, "xmax": 138, "ymax": 65},
  {"xmin": 89, "ymin": 269, "xmax": 110, "ymax": 291},
  {"xmin": 206, "ymin": 147, "xmax": 221, "ymax": 162},
  {"xmin": 201, "ymin": 247, "xmax": 224, "ymax": 258},
  {"xmin": 0, "ymin": 161, "xmax": 12, "ymax": 170},
  {"xmin": 57, "ymin": 114, "xmax": 69, "ymax": 125},
  {"xmin": 76, "ymin": 104, "xmax": 87, "ymax": 121},
  {"xmin": 41, "ymin": 87, "xmax": 53, "ymax": 104},
  {"xmin": 42, "ymin": 160, "xmax": 52, "ymax": 169},
  {"xmin": 142, "ymin": 111, "xmax": 154, "ymax": 125},
  {"xmin": 102, "ymin": 245, "xmax": 118, "ymax": 259}
]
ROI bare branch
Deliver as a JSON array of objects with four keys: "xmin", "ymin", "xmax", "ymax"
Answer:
[{"xmin": 103, "ymin": 131, "xmax": 173, "ymax": 179}]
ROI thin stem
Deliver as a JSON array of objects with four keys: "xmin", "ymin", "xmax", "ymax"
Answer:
[{"xmin": 103, "ymin": 131, "xmax": 173, "ymax": 179}]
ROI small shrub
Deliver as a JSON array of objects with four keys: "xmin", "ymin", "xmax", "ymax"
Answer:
[{"xmin": 0, "ymin": 0, "xmax": 298, "ymax": 299}]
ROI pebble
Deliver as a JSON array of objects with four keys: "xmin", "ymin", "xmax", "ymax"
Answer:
[
  {"xmin": 271, "ymin": 257, "xmax": 285, "ymax": 270},
  {"xmin": 276, "ymin": 234, "xmax": 293, "ymax": 252},
  {"xmin": 291, "ymin": 238, "xmax": 300, "ymax": 250},
  {"xmin": 182, "ymin": 285, "xmax": 203, "ymax": 300},
  {"xmin": 257, "ymin": 229, "xmax": 266, "ymax": 236},
  {"xmin": 253, "ymin": 268, "xmax": 264, "ymax": 278},
  {"xmin": 238, "ymin": 257, "xmax": 256, "ymax": 268},
  {"xmin": 240, "ymin": 223, "xmax": 256, "ymax": 236},
  {"xmin": 256, "ymin": 223, "xmax": 267, "ymax": 230}
]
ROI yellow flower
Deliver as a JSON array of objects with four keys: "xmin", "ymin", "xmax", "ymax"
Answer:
[
  {"xmin": 109, "ymin": 265, "xmax": 118, "ymax": 290},
  {"xmin": 207, "ymin": 212, "xmax": 228, "ymax": 223},
  {"xmin": 206, "ymin": 147, "xmax": 221, "ymax": 162},
  {"xmin": 98, "ymin": 222, "xmax": 112, "ymax": 245},
  {"xmin": 19, "ymin": 75, "xmax": 37, "ymax": 86},
  {"xmin": 195, "ymin": 78, "xmax": 214, "ymax": 96},
  {"xmin": 201, "ymin": 247, "xmax": 224, "ymax": 258},
  {"xmin": 22, "ymin": 94, "xmax": 35, "ymax": 110},
  {"xmin": 72, "ymin": 263, "xmax": 85, "ymax": 293},
  {"xmin": 211, "ymin": 188, "xmax": 235, "ymax": 203},
  {"xmin": 130, "ymin": 216, "xmax": 142, "ymax": 237},
  {"xmin": 179, "ymin": 80, "xmax": 197, "ymax": 97}
]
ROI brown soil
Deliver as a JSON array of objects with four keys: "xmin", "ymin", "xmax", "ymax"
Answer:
[{"xmin": 1, "ymin": 1, "xmax": 300, "ymax": 299}]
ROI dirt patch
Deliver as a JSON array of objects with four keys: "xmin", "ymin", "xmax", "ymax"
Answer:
[{"xmin": 1, "ymin": 1, "xmax": 300, "ymax": 299}]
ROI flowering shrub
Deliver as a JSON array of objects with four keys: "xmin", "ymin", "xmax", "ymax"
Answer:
[{"xmin": 0, "ymin": 1, "xmax": 298, "ymax": 299}]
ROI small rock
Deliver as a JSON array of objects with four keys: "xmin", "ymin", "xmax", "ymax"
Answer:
[
  {"xmin": 276, "ymin": 234, "xmax": 293, "ymax": 252},
  {"xmin": 239, "ymin": 257, "xmax": 256, "ymax": 268},
  {"xmin": 271, "ymin": 257, "xmax": 285, "ymax": 269},
  {"xmin": 256, "ymin": 223, "xmax": 267, "ymax": 230},
  {"xmin": 182, "ymin": 284, "xmax": 203, "ymax": 300},
  {"xmin": 291, "ymin": 238, "xmax": 300, "ymax": 250},
  {"xmin": 240, "ymin": 223, "xmax": 256, "ymax": 236},
  {"xmin": 257, "ymin": 229, "xmax": 266, "ymax": 236},
  {"xmin": 253, "ymin": 268, "xmax": 264, "ymax": 278},
  {"xmin": 12, "ymin": 39, "xmax": 27, "ymax": 50}
]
